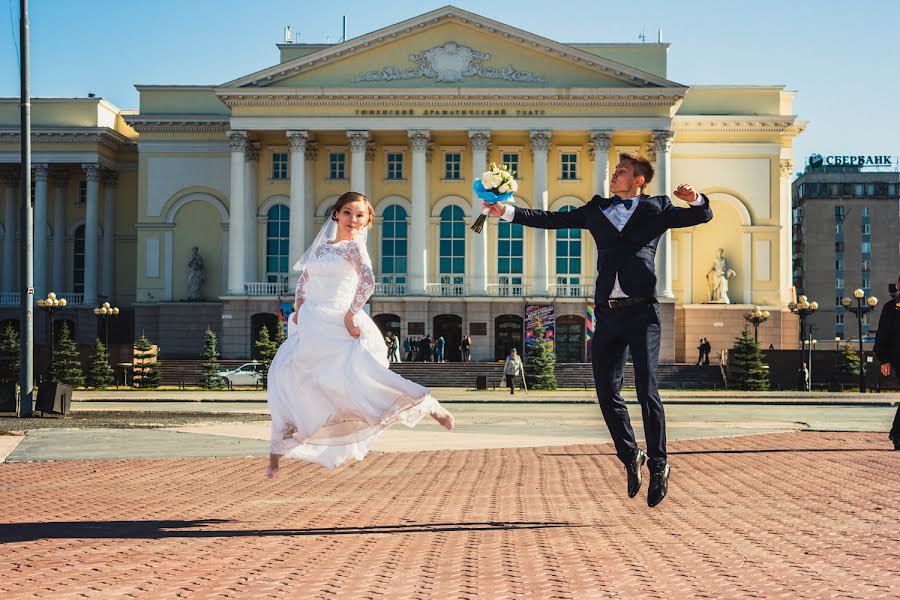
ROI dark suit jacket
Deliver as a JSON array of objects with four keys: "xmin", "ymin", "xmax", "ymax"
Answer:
[
  {"xmin": 874, "ymin": 297, "xmax": 900, "ymax": 365},
  {"xmin": 512, "ymin": 194, "xmax": 713, "ymax": 304}
]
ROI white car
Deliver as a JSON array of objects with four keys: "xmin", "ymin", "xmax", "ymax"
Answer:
[{"xmin": 217, "ymin": 362, "xmax": 263, "ymax": 387}]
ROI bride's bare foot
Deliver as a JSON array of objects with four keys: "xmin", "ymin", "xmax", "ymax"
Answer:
[
  {"xmin": 431, "ymin": 406, "xmax": 455, "ymax": 431},
  {"xmin": 265, "ymin": 454, "xmax": 281, "ymax": 478}
]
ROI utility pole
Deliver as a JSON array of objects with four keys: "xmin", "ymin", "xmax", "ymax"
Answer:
[{"xmin": 18, "ymin": 0, "xmax": 34, "ymax": 417}]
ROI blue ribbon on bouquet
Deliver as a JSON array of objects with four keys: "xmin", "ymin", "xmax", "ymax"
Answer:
[{"xmin": 471, "ymin": 179, "xmax": 515, "ymax": 233}]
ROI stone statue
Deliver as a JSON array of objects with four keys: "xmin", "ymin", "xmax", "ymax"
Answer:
[
  {"xmin": 187, "ymin": 246, "xmax": 206, "ymax": 300},
  {"xmin": 706, "ymin": 248, "xmax": 736, "ymax": 304}
]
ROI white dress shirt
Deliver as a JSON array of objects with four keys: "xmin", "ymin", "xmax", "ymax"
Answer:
[{"xmin": 499, "ymin": 192, "xmax": 704, "ymax": 298}]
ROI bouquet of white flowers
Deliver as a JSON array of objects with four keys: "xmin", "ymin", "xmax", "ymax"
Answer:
[{"xmin": 471, "ymin": 162, "xmax": 518, "ymax": 233}]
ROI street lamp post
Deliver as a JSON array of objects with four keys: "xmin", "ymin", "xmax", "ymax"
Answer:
[
  {"xmin": 35, "ymin": 291, "xmax": 66, "ymax": 379},
  {"xmin": 804, "ymin": 337, "xmax": 817, "ymax": 389},
  {"xmin": 788, "ymin": 295, "xmax": 818, "ymax": 349},
  {"xmin": 744, "ymin": 305, "xmax": 770, "ymax": 343},
  {"xmin": 841, "ymin": 289, "xmax": 878, "ymax": 393},
  {"xmin": 93, "ymin": 301, "xmax": 119, "ymax": 349}
]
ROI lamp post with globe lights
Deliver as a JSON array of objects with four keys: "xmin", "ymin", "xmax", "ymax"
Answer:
[
  {"xmin": 744, "ymin": 306, "xmax": 770, "ymax": 343},
  {"xmin": 841, "ymin": 289, "xmax": 878, "ymax": 393},
  {"xmin": 788, "ymin": 295, "xmax": 818, "ymax": 350},
  {"xmin": 36, "ymin": 292, "xmax": 67, "ymax": 377},
  {"xmin": 803, "ymin": 338, "xmax": 817, "ymax": 388},
  {"xmin": 93, "ymin": 302, "xmax": 119, "ymax": 350}
]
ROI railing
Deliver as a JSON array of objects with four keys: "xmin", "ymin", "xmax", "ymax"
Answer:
[
  {"xmin": 374, "ymin": 282, "xmax": 407, "ymax": 296},
  {"xmin": 549, "ymin": 284, "xmax": 594, "ymax": 298},
  {"xmin": 59, "ymin": 293, "xmax": 84, "ymax": 305},
  {"xmin": 0, "ymin": 293, "xmax": 20, "ymax": 306},
  {"xmin": 426, "ymin": 282, "xmax": 466, "ymax": 297},
  {"xmin": 486, "ymin": 283, "xmax": 528, "ymax": 297},
  {"xmin": 244, "ymin": 282, "xmax": 289, "ymax": 296}
]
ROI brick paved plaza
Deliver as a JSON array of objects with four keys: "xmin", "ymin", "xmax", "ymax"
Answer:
[{"xmin": 1, "ymin": 431, "xmax": 898, "ymax": 598}]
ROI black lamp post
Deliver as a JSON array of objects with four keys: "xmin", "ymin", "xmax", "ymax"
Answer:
[
  {"xmin": 744, "ymin": 305, "xmax": 770, "ymax": 343},
  {"xmin": 788, "ymin": 295, "xmax": 818, "ymax": 350},
  {"xmin": 841, "ymin": 288, "xmax": 878, "ymax": 393},
  {"xmin": 36, "ymin": 292, "xmax": 67, "ymax": 378},
  {"xmin": 803, "ymin": 337, "xmax": 817, "ymax": 389},
  {"xmin": 93, "ymin": 301, "xmax": 119, "ymax": 349}
]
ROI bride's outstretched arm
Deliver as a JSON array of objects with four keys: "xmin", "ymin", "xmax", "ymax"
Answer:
[
  {"xmin": 348, "ymin": 242, "xmax": 375, "ymax": 313},
  {"xmin": 293, "ymin": 269, "xmax": 309, "ymax": 323}
]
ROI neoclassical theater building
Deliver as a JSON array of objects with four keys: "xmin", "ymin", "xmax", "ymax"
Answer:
[{"xmin": 0, "ymin": 6, "xmax": 805, "ymax": 362}]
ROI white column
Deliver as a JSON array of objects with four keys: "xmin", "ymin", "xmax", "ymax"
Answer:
[
  {"xmin": 743, "ymin": 231, "xmax": 752, "ymax": 304},
  {"xmin": 407, "ymin": 130, "xmax": 430, "ymax": 295},
  {"xmin": 33, "ymin": 163, "xmax": 49, "ymax": 298},
  {"xmin": 652, "ymin": 130, "xmax": 675, "ymax": 299},
  {"xmin": 51, "ymin": 171, "xmax": 67, "ymax": 292},
  {"xmin": 589, "ymin": 130, "xmax": 612, "ymax": 197},
  {"xmin": 244, "ymin": 142, "xmax": 260, "ymax": 283},
  {"xmin": 304, "ymin": 142, "xmax": 318, "ymax": 249},
  {"xmin": 347, "ymin": 131, "xmax": 369, "ymax": 195},
  {"xmin": 683, "ymin": 231, "xmax": 694, "ymax": 304},
  {"xmin": 365, "ymin": 141, "xmax": 376, "ymax": 258},
  {"xmin": 101, "ymin": 171, "xmax": 118, "ymax": 299},
  {"xmin": 1, "ymin": 172, "xmax": 17, "ymax": 293},
  {"xmin": 530, "ymin": 130, "xmax": 551, "ymax": 295},
  {"xmin": 82, "ymin": 163, "xmax": 102, "ymax": 305},
  {"xmin": 227, "ymin": 130, "xmax": 248, "ymax": 295},
  {"xmin": 468, "ymin": 130, "xmax": 491, "ymax": 295},
  {"xmin": 286, "ymin": 131, "xmax": 308, "ymax": 287},
  {"xmin": 779, "ymin": 159, "xmax": 794, "ymax": 303}
]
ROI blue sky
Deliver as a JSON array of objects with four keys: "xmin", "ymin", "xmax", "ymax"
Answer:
[{"xmin": 2, "ymin": 0, "xmax": 898, "ymax": 167}]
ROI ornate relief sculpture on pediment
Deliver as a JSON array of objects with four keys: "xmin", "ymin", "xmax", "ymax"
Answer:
[{"xmin": 351, "ymin": 41, "xmax": 546, "ymax": 84}]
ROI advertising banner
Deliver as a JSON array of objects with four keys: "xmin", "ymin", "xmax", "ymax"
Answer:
[{"xmin": 524, "ymin": 304, "xmax": 554, "ymax": 354}]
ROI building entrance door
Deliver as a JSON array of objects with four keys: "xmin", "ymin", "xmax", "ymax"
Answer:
[{"xmin": 432, "ymin": 314, "xmax": 462, "ymax": 362}]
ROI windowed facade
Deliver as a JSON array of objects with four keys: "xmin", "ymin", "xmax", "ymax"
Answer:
[
  {"xmin": 438, "ymin": 205, "xmax": 465, "ymax": 287},
  {"xmin": 444, "ymin": 152, "xmax": 461, "ymax": 180},
  {"xmin": 560, "ymin": 153, "xmax": 578, "ymax": 180},
  {"xmin": 328, "ymin": 152, "xmax": 346, "ymax": 180},
  {"xmin": 271, "ymin": 152, "xmax": 288, "ymax": 180},
  {"xmin": 555, "ymin": 205, "xmax": 582, "ymax": 294},
  {"xmin": 265, "ymin": 205, "xmax": 290, "ymax": 284},
  {"xmin": 74, "ymin": 225, "xmax": 85, "ymax": 293},
  {"xmin": 380, "ymin": 205, "xmax": 408, "ymax": 288},
  {"xmin": 386, "ymin": 152, "xmax": 404, "ymax": 180},
  {"xmin": 497, "ymin": 220, "xmax": 523, "ymax": 295}
]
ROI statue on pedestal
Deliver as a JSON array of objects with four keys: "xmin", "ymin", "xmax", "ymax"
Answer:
[
  {"xmin": 187, "ymin": 246, "xmax": 206, "ymax": 301},
  {"xmin": 706, "ymin": 248, "xmax": 736, "ymax": 304}
]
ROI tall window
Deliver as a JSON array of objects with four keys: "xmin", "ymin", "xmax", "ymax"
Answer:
[
  {"xmin": 272, "ymin": 153, "xmax": 288, "ymax": 180},
  {"xmin": 502, "ymin": 152, "xmax": 519, "ymax": 177},
  {"xmin": 561, "ymin": 153, "xmax": 578, "ymax": 180},
  {"xmin": 381, "ymin": 205, "xmax": 408, "ymax": 285},
  {"xmin": 77, "ymin": 180, "xmax": 86, "ymax": 205},
  {"xmin": 497, "ymin": 220, "xmax": 524, "ymax": 294},
  {"xmin": 74, "ymin": 225, "xmax": 85, "ymax": 293},
  {"xmin": 444, "ymin": 152, "xmax": 461, "ymax": 180},
  {"xmin": 329, "ymin": 152, "xmax": 346, "ymax": 180},
  {"xmin": 265, "ymin": 205, "xmax": 290, "ymax": 284},
  {"xmin": 439, "ymin": 205, "xmax": 465, "ymax": 285},
  {"xmin": 386, "ymin": 152, "xmax": 404, "ymax": 180},
  {"xmin": 556, "ymin": 205, "xmax": 582, "ymax": 293}
]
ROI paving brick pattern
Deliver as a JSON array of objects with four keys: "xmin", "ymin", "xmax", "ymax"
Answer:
[{"xmin": 1, "ymin": 432, "xmax": 898, "ymax": 598}]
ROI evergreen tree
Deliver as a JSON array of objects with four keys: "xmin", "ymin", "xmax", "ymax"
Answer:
[
  {"xmin": 837, "ymin": 343, "xmax": 860, "ymax": 376},
  {"xmin": 86, "ymin": 338, "xmax": 115, "ymax": 389},
  {"xmin": 0, "ymin": 321, "xmax": 20, "ymax": 382},
  {"xmin": 200, "ymin": 328, "xmax": 225, "ymax": 389},
  {"xmin": 132, "ymin": 333, "xmax": 160, "ymax": 389},
  {"xmin": 49, "ymin": 321, "xmax": 84, "ymax": 388},
  {"xmin": 255, "ymin": 324, "xmax": 279, "ymax": 388},
  {"xmin": 524, "ymin": 322, "xmax": 557, "ymax": 390},
  {"xmin": 728, "ymin": 328, "xmax": 769, "ymax": 391}
]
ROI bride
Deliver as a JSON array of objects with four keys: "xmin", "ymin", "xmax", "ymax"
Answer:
[{"xmin": 266, "ymin": 192, "xmax": 455, "ymax": 475}]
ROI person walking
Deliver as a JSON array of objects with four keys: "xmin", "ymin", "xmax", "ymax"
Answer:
[
  {"xmin": 436, "ymin": 336, "xmax": 446, "ymax": 363},
  {"xmin": 484, "ymin": 152, "xmax": 713, "ymax": 507},
  {"xmin": 461, "ymin": 335, "xmax": 472, "ymax": 362},
  {"xmin": 503, "ymin": 348, "xmax": 524, "ymax": 395},
  {"xmin": 873, "ymin": 273, "xmax": 900, "ymax": 450},
  {"xmin": 696, "ymin": 338, "xmax": 704, "ymax": 365}
]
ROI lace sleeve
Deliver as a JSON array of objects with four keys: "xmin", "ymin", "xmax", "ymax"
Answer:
[
  {"xmin": 348, "ymin": 242, "xmax": 375, "ymax": 313},
  {"xmin": 295, "ymin": 269, "xmax": 309, "ymax": 307}
]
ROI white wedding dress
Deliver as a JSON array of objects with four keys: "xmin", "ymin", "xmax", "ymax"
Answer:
[{"xmin": 267, "ymin": 238, "xmax": 441, "ymax": 468}]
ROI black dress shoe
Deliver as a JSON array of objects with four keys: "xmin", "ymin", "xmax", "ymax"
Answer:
[
  {"xmin": 625, "ymin": 449, "xmax": 646, "ymax": 498},
  {"xmin": 647, "ymin": 464, "xmax": 671, "ymax": 507}
]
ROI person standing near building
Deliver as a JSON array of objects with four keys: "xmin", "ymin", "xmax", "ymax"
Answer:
[
  {"xmin": 461, "ymin": 335, "xmax": 472, "ymax": 362},
  {"xmin": 504, "ymin": 348, "xmax": 524, "ymax": 395},
  {"xmin": 873, "ymin": 274, "xmax": 900, "ymax": 450},
  {"xmin": 436, "ymin": 335, "xmax": 446, "ymax": 363},
  {"xmin": 696, "ymin": 338, "xmax": 704, "ymax": 365},
  {"xmin": 702, "ymin": 338, "xmax": 712, "ymax": 365}
]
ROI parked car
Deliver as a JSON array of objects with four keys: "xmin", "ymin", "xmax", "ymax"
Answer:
[{"xmin": 217, "ymin": 362, "xmax": 263, "ymax": 387}]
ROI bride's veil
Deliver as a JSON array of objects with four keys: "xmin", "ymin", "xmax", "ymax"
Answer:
[{"xmin": 292, "ymin": 208, "xmax": 372, "ymax": 273}]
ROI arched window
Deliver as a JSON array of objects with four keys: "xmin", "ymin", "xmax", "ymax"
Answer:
[
  {"xmin": 380, "ymin": 205, "xmax": 407, "ymax": 292},
  {"xmin": 555, "ymin": 205, "xmax": 582, "ymax": 295},
  {"xmin": 497, "ymin": 220, "xmax": 524, "ymax": 295},
  {"xmin": 73, "ymin": 225, "xmax": 85, "ymax": 294},
  {"xmin": 266, "ymin": 205, "xmax": 290, "ymax": 285},
  {"xmin": 438, "ymin": 205, "xmax": 465, "ymax": 293}
]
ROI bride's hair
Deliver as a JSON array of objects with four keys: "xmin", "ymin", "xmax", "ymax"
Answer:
[{"xmin": 330, "ymin": 192, "xmax": 375, "ymax": 228}]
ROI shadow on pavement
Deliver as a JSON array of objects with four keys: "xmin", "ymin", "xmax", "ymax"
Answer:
[
  {"xmin": 540, "ymin": 448, "xmax": 893, "ymax": 457},
  {"xmin": 0, "ymin": 519, "xmax": 578, "ymax": 543}
]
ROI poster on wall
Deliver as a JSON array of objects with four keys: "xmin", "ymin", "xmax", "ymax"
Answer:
[
  {"xmin": 278, "ymin": 303, "xmax": 294, "ymax": 337},
  {"xmin": 524, "ymin": 304, "xmax": 555, "ymax": 354},
  {"xmin": 585, "ymin": 303, "xmax": 595, "ymax": 362}
]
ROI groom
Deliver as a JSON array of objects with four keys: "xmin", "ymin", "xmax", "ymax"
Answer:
[{"xmin": 485, "ymin": 152, "xmax": 713, "ymax": 506}]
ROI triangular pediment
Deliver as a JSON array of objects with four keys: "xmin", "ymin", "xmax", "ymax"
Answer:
[{"xmin": 221, "ymin": 6, "xmax": 684, "ymax": 91}]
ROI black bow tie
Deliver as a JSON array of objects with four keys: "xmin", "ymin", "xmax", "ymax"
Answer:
[{"xmin": 600, "ymin": 196, "xmax": 635, "ymax": 210}]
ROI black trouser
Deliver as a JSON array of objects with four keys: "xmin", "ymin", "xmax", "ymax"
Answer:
[
  {"xmin": 591, "ymin": 300, "xmax": 667, "ymax": 472},
  {"xmin": 506, "ymin": 374, "xmax": 516, "ymax": 394},
  {"xmin": 891, "ymin": 405, "xmax": 900, "ymax": 440}
]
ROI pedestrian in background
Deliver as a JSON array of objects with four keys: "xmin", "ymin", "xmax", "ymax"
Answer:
[
  {"xmin": 504, "ymin": 348, "xmax": 524, "ymax": 395},
  {"xmin": 873, "ymin": 273, "xmax": 900, "ymax": 450}
]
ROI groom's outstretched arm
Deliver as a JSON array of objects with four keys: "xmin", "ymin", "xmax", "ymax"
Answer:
[
  {"xmin": 661, "ymin": 184, "xmax": 713, "ymax": 229},
  {"xmin": 483, "ymin": 198, "xmax": 596, "ymax": 230}
]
